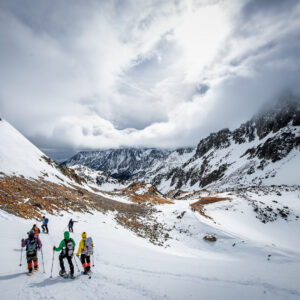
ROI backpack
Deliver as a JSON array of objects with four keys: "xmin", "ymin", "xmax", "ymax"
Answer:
[
  {"xmin": 63, "ymin": 239, "xmax": 74, "ymax": 257},
  {"xmin": 27, "ymin": 238, "xmax": 37, "ymax": 255},
  {"xmin": 44, "ymin": 218, "xmax": 49, "ymax": 225},
  {"xmin": 83, "ymin": 237, "xmax": 94, "ymax": 256}
]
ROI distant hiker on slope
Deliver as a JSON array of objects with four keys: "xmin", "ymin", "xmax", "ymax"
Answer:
[
  {"xmin": 68, "ymin": 218, "xmax": 77, "ymax": 232},
  {"xmin": 41, "ymin": 216, "xmax": 49, "ymax": 233},
  {"xmin": 32, "ymin": 224, "xmax": 40, "ymax": 237},
  {"xmin": 53, "ymin": 231, "xmax": 75, "ymax": 278},
  {"xmin": 76, "ymin": 232, "xmax": 94, "ymax": 275},
  {"xmin": 21, "ymin": 230, "xmax": 42, "ymax": 276}
]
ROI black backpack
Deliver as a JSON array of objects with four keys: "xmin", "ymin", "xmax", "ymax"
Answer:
[{"xmin": 63, "ymin": 239, "xmax": 74, "ymax": 256}]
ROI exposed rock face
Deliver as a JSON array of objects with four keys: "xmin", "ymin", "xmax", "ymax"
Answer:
[{"xmin": 194, "ymin": 129, "xmax": 231, "ymax": 159}]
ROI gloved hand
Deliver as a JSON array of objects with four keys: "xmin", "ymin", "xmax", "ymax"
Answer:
[
  {"xmin": 53, "ymin": 246, "xmax": 56, "ymax": 251},
  {"xmin": 76, "ymin": 254, "xmax": 79, "ymax": 257}
]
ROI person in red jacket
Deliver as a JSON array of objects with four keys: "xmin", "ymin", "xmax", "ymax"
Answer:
[{"xmin": 21, "ymin": 230, "xmax": 42, "ymax": 275}]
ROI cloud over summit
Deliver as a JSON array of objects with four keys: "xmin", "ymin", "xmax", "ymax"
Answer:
[{"xmin": 1, "ymin": 0, "xmax": 300, "ymax": 157}]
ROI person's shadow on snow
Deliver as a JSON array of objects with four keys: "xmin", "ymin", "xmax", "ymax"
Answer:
[
  {"xmin": 29, "ymin": 277, "xmax": 73, "ymax": 287},
  {"xmin": 0, "ymin": 273, "xmax": 25, "ymax": 280}
]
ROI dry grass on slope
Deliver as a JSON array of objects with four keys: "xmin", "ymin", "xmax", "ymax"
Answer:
[
  {"xmin": 191, "ymin": 196, "xmax": 231, "ymax": 220},
  {"xmin": 121, "ymin": 183, "xmax": 174, "ymax": 205}
]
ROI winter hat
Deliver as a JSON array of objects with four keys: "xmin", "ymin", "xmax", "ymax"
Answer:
[
  {"xmin": 28, "ymin": 230, "xmax": 35, "ymax": 239},
  {"xmin": 64, "ymin": 231, "xmax": 70, "ymax": 239},
  {"xmin": 82, "ymin": 232, "xmax": 87, "ymax": 239}
]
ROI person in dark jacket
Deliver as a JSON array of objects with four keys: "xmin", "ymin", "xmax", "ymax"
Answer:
[
  {"xmin": 41, "ymin": 216, "xmax": 49, "ymax": 233},
  {"xmin": 68, "ymin": 219, "xmax": 77, "ymax": 232},
  {"xmin": 21, "ymin": 230, "xmax": 42, "ymax": 275},
  {"xmin": 53, "ymin": 231, "xmax": 75, "ymax": 278}
]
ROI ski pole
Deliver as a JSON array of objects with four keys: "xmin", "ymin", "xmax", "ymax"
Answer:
[
  {"xmin": 92, "ymin": 254, "xmax": 95, "ymax": 267},
  {"xmin": 40, "ymin": 248, "xmax": 46, "ymax": 273},
  {"xmin": 74, "ymin": 256, "xmax": 80, "ymax": 272},
  {"xmin": 50, "ymin": 250, "xmax": 55, "ymax": 278},
  {"xmin": 19, "ymin": 246, "xmax": 23, "ymax": 267}
]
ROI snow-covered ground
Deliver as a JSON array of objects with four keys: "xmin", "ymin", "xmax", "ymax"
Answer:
[{"xmin": 1, "ymin": 190, "xmax": 300, "ymax": 300}]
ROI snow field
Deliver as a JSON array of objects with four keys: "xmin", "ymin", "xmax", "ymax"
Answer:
[{"xmin": 1, "ymin": 193, "xmax": 300, "ymax": 300}]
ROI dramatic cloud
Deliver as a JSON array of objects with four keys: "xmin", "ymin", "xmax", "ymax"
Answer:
[{"xmin": 0, "ymin": 0, "xmax": 300, "ymax": 160}]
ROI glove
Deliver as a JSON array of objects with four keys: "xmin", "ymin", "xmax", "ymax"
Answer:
[
  {"xmin": 76, "ymin": 254, "xmax": 79, "ymax": 257},
  {"xmin": 53, "ymin": 246, "xmax": 56, "ymax": 251}
]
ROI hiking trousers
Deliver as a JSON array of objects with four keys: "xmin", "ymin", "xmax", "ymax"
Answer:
[
  {"xmin": 59, "ymin": 253, "xmax": 74, "ymax": 275},
  {"xmin": 42, "ymin": 224, "xmax": 48, "ymax": 233},
  {"xmin": 80, "ymin": 254, "xmax": 91, "ymax": 271},
  {"xmin": 27, "ymin": 252, "xmax": 38, "ymax": 272}
]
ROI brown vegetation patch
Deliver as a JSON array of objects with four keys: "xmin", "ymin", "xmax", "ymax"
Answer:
[
  {"xmin": 191, "ymin": 196, "xmax": 231, "ymax": 220},
  {"xmin": 121, "ymin": 183, "xmax": 174, "ymax": 205}
]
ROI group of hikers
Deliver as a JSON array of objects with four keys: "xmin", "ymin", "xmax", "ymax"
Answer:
[{"xmin": 21, "ymin": 217, "xmax": 94, "ymax": 278}]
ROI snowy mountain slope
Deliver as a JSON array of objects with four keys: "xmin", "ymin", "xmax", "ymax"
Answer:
[
  {"xmin": 1, "ymin": 187, "xmax": 300, "ymax": 300},
  {"xmin": 64, "ymin": 148, "xmax": 171, "ymax": 179},
  {"xmin": 147, "ymin": 96, "xmax": 300, "ymax": 192},
  {"xmin": 0, "ymin": 119, "xmax": 84, "ymax": 186}
]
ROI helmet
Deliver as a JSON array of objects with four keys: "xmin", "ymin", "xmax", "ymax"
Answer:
[{"xmin": 82, "ymin": 232, "xmax": 87, "ymax": 239}]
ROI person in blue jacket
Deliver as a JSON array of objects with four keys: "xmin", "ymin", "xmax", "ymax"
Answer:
[{"xmin": 41, "ymin": 216, "xmax": 49, "ymax": 233}]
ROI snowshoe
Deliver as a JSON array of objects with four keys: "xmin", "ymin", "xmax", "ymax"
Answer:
[
  {"xmin": 59, "ymin": 270, "xmax": 66, "ymax": 277},
  {"xmin": 87, "ymin": 270, "xmax": 92, "ymax": 279},
  {"xmin": 69, "ymin": 273, "xmax": 75, "ymax": 279},
  {"xmin": 26, "ymin": 272, "xmax": 33, "ymax": 276},
  {"xmin": 81, "ymin": 270, "xmax": 92, "ymax": 279}
]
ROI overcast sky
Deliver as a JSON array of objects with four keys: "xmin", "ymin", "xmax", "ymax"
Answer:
[{"xmin": 1, "ymin": 0, "xmax": 300, "ymax": 160}]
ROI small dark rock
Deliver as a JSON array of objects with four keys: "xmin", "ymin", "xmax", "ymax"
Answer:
[{"xmin": 203, "ymin": 234, "xmax": 217, "ymax": 242}]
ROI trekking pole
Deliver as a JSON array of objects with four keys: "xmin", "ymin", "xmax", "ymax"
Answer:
[
  {"xmin": 74, "ymin": 256, "xmax": 80, "ymax": 272},
  {"xmin": 19, "ymin": 247, "xmax": 23, "ymax": 267},
  {"xmin": 92, "ymin": 254, "xmax": 95, "ymax": 267},
  {"xmin": 50, "ymin": 250, "xmax": 55, "ymax": 278},
  {"xmin": 40, "ymin": 248, "xmax": 46, "ymax": 273}
]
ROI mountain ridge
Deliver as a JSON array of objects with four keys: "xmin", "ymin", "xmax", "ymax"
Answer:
[{"xmin": 66, "ymin": 96, "xmax": 300, "ymax": 192}]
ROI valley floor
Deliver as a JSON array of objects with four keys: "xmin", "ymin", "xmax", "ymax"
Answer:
[{"xmin": 0, "ymin": 190, "xmax": 300, "ymax": 300}]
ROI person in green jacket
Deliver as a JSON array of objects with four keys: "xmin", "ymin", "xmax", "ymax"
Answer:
[{"xmin": 53, "ymin": 231, "xmax": 75, "ymax": 278}]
